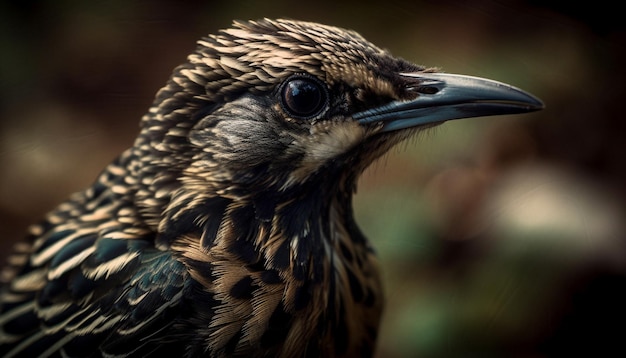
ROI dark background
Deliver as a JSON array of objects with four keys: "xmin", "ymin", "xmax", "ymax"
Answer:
[{"xmin": 1, "ymin": 1, "xmax": 625, "ymax": 356}]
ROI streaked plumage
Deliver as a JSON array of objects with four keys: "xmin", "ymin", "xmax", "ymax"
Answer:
[{"xmin": 0, "ymin": 19, "xmax": 542, "ymax": 357}]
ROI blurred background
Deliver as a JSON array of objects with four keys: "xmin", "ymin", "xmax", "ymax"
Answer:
[{"xmin": 1, "ymin": 0, "xmax": 625, "ymax": 356}]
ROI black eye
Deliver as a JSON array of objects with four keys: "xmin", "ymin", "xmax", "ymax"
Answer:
[{"xmin": 279, "ymin": 75, "xmax": 328, "ymax": 119}]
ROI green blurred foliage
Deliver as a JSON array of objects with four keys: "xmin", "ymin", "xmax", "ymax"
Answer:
[{"xmin": 1, "ymin": 1, "xmax": 625, "ymax": 357}]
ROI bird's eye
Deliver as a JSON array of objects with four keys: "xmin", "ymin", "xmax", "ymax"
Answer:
[{"xmin": 279, "ymin": 75, "xmax": 328, "ymax": 119}]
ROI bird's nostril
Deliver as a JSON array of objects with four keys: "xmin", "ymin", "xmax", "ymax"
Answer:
[{"xmin": 417, "ymin": 86, "xmax": 439, "ymax": 95}]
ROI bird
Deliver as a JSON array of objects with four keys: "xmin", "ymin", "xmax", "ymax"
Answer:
[{"xmin": 0, "ymin": 18, "xmax": 543, "ymax": 357}]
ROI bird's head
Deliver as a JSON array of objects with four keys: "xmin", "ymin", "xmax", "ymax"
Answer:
[
  {"xmin": 138, "ymin": 19, "xmax": 541, "ymax": 198},
  {"xmin": 133, "ymin": 18, "xmax": 542, "ymax": 244}
]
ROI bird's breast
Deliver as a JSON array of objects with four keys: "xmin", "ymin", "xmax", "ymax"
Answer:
[{"xmin": 170, "ymin": 199, "xmax": 383, "ymax": 357}]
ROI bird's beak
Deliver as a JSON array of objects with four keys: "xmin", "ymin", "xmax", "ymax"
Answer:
[{"xmin": 354, "ymin": 73, "xmax": 544, "ymax": 132}]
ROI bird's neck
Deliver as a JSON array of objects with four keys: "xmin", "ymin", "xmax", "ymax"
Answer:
[{"xmin": 157, "ymin": 172, "xmax": 383, "ymax": 355}]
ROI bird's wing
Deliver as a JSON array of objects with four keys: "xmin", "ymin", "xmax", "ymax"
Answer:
[{"xmin": 0, "ymin": 223, "xmax": 190, "ymax": 357}]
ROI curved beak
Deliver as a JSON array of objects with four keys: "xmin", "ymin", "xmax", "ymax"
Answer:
[{"xmin": 354, "ymin": 73, "xmax": 544, "ymax": 132}]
